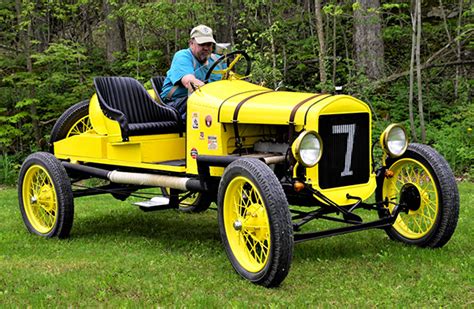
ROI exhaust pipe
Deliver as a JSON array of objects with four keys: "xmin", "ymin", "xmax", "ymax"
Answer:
[
  {"xmin": 108, "ymin": 170, "xmax": 189, "ymax": 191},
  {"xmin": 62, "ymin": 162, "xmax": 202, "ymax": 191}
]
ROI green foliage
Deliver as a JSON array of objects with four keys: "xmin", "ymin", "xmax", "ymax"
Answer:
[
  {"xmin": 0, "ymin": 0, "xmax": 472, "ymax": 182},
  {"xmin": 427, "ymin": 102, "xmax": 474, "ymax": 179},
  {"xmin": 0, "ymin": 152, "xmax": 20, "ymax": 185}
]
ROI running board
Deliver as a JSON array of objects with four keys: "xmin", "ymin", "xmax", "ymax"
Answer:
[{"xmin": 134, "ymin": 196, "xmax": 176, "ymax": 212}]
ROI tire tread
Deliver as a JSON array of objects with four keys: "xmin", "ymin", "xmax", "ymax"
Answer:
[
  {"xmin": 218, "ymin": 158, "xmax": 293, "ymax": 287},
  {"xmin": 18, "ymin": 152, "xmax": 74, "ymax": 238}
]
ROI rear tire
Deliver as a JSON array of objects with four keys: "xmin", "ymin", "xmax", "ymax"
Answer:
[
  {"xmin": 18, "ymin": 152, "xmax": 74, "ymax": 238},
  {"xmin": 160, "ymin": 188, "xmax": 212, "ymax": 213},
  {"xmin": 376, "ymin": 143, "xmax": 459, "ymax": 248},
  {"xmin": 218, "ymin": 159, "xmax": 293, "ymax": 287},
  {"xmin": 50, "ymin": 100, "xmax": 91, "ymax": 152}
]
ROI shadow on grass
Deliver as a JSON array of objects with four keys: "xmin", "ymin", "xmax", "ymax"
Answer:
[
  {"xmin": 293, "ymin": 231, "xmax": 392, "ymax": 262},
  {"xmin": 70, "ymin": 203, "xmax": 392, "ymax": 263},
  {"xmin": 71, "ymin": 207, "xmax": 222, "ymax": 245}
]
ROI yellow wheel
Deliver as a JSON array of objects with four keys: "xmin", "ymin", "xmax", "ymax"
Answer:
[
  {"xmin": 223, "ymin": 176, "xmax": 271, "ymax": 272},
  {"xmin": 18, "ymin": 152, "xmax": 74, "ymax": 238},
  {"xmin": 50, "ymin": 100, "xmax": 90, "ymax": 152},
  {"xmin": 218, "ymin": 159, "xmax": 293, "ymax": 287},
  {"xmin": 160, "ymin": 188, "xmax": 212, "ymax": 213},
  {"xmin": 377, "ymin": 143, "xmax": 459, "ymax": 247},
  {"xmin": 66, "ymin": 115, "xmax": 91, "ymax": 137}
]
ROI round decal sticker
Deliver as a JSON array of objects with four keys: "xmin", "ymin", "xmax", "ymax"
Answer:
[
  {"xmin": 205, "ymin": 115, "xmax": 212, "ymax": 127},
  {"xmin": 190, "ymin": 148, "xmax": 198, "ymax": 159}
]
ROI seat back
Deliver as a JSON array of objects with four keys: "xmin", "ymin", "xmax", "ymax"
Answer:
[
  {"xmin": 150, "ymin": 76, "xmax": 166, "ymax": 97},
  {"xmin": 94, "ymin": 77, "xmax": 181, "ymax": 140},
  {"xmin": 95, "ymin": 76, "xmax": 179, "ymax": 124}
]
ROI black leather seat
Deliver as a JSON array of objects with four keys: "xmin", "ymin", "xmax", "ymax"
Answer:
[
  {"xmin": 150, "ymin": 76, "xmax": 166, "ymax": 99},
  {"xmin": 94, "ymin": 77, "xmax": 182, "ymax": 141}
]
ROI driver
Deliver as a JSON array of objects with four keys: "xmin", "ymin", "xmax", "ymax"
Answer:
[{"xmin": 160, "ymin": 25, "xmax": 224, "ymax": 120}]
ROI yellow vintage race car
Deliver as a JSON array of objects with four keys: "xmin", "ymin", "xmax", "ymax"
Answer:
[{"xmin": 18, "ymin": 51, "xmax": 459, "ymax": 287}]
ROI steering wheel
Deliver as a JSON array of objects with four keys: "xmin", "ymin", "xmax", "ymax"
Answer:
[{"xmin": 205, "ymin": 50, "xmax": 252, "ymax": 82}]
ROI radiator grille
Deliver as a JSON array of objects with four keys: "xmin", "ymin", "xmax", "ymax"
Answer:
[{"xmin": 318, "ymin": 113, "xmax": 370, "ymax": 189}]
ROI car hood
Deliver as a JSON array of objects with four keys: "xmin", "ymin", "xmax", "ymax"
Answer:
[{"xmin": 190, "ymin": 80, "xmax": 368, "ymax": 126}]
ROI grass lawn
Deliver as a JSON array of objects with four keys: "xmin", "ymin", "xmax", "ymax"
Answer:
[{"xmin": 0, "ymin": 182, "xmax": 472, "ymax": 307}]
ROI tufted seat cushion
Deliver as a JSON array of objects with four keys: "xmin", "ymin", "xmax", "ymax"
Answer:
[
  {"xmin": 128, "ymin": 121, "xmax": 179, "ymax": 135},
  {"xmin": 94, "ymin": 77, "xmax": 182, "ymax": 141}
]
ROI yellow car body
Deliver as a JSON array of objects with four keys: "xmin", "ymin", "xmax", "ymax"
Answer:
[{"xmin": 53, "ymin": 79, "xmax": 375, "ymax": 205}]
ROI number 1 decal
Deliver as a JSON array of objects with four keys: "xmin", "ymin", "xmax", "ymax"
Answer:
[{"xmin": 332, "ymin": 124, "xmax": 356, "ymax": 177}]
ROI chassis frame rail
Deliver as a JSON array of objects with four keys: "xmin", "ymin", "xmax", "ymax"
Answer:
[
  {"xmin": 293, "ymin": 206, "xmax": 400, "ymax": 243},
  {"xmin": 292, "ymin": 185, "xmax": 404, "ymax": 244}
]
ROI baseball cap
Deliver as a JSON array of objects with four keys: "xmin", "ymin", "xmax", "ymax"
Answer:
[{"xmin": 190, "ymin": 25, "xmax": 216, "ymax": 44}]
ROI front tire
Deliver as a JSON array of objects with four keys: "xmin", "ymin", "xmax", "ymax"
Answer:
[
  {"xmin": 376, "ymin": 143, "xmax": 459, "ymax": 248},
  {"xmin": 18, "ymin": 152, "xmax": 74, "ymax": 238},
  {"xmin": 218, "ymin": 159, "xmax": 293, "ymax": 287}
]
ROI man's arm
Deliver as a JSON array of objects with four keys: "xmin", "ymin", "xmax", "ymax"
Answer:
[{"xmin": 168, "ymin": 50, "xmax": 205, "ymax": 93}]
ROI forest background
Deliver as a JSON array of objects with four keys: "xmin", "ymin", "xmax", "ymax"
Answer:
[{"xmin": 0, "ymin": 0, "xmax": 472, "ymax": 185}]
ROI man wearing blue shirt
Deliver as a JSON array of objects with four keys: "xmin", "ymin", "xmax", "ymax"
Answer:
[{"xmin": 161, "ymin": 25, "xmax": 223, "ymax": 120}]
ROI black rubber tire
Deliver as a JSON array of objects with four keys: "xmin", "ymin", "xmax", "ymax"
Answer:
[
  {"xmin": 49, "ymin": 100, "xmax": 90, "ymax": 152},
  {"xmin": 217, "ymin": 158, "xmax": 293, "ymax": 287},
  {"xmin": 376, "ymin": 143, "xmax": 459, "ymax": 248},
  {"xmin": 160, "ymin": 187, "xmax": 212, "ymax": 213},
  {"xmin": 18, "ymin": 152, "xmax": 74, "ymax": 238}
]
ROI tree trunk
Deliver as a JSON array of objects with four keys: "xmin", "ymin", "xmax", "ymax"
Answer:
[
  {"xmin": 340, "ymin": 19, "xmax": 352, "ymax": 80},
  {"xmin": 267, "ymin": 4, "xmax": 278, "ymax": 88},
  {"xmin": 454, "ymin": 0, "xmax": 463, "ymax": 99},
  {"xmin": 217, "ymin": 0, "xmax": 234, "ymax": 45},
  {"xmin": 314, "ymin": 0, "xmax": 327, "ymax": 84},
  {"xmin": 408, "ymin": 2, "xmax": 417, "ymax": 142},
  {"xmin": 353, "ymin": 0, "xmax": 384, "ymax": 80},
  {"xmin": 15, "ymin": 0, "xmax": 41, "ymax": 148},
  {"xmin": 438, "ymin": 0, "xmax": 452, "ymax": 42},
  {"xmin": 415, "ymin": 0, "xmax": 426, "ymax": 143},
  {"xmin": 104, "ymin": 0, "xmax": 126, "ymax": 63},
  {"xmin": 332, "ymin": 9, "xmax": 337, "ymax": 86}
]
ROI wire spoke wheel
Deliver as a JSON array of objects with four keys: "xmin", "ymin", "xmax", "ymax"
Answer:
[
  {"xmin": 66, "ymin": 115, "xmax": 92, "ymax": 137},
  {"xmin": 218, "ymin": 159, "xmax": 293, "ymax": 287},
  {"xmin": 224, "ymin": 176, "xmax": 271, "ymax": 272},
  {"xmin": 161, "ymin": 187, "xmax": 211, "ymax": 213},
  {"xmin": 377, "ymin": 143, "xmax": 459, "ymax": 248},
  {"xmin": 19, "ymin": 152, "xmax": 74, "ymax": 238},
  {"xmin": 383, "ymin": 158, "xmax": 438, "ymax": 239},
  {"xmin": 23, "ymin": 165, "xmax": 58, "ymax": 234}
]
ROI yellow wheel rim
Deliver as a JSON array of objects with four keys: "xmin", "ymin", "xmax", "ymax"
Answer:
[
  {"xmin": 223, "ymin": 176, "xmax": 271, "ymax": 273},
  {"xmin": 22, "ymin": 165, "xmax": 58, "ymax": 234},
  {"xmin": 179, "ymin": 192, "xmax": 200, "ymax": 208},
  {"xmin": 66, "ymin": 116, "xmax": 92, "ymax": 137},
  {"xmin": 383, "ymin": 158, "xmax": 439, "ymax": 239},
  {"xmin": 164, "ymin": 188, "xmax": 200, "ymax": 208}
]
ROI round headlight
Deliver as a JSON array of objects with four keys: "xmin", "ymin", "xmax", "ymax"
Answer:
[
  {"xmin": 381, "ymin": 124, "xmax": 408, "ymax": 158},
  {"xmin": 292, "ymin": 131, "xmax": 323, "ymax": 167}
]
